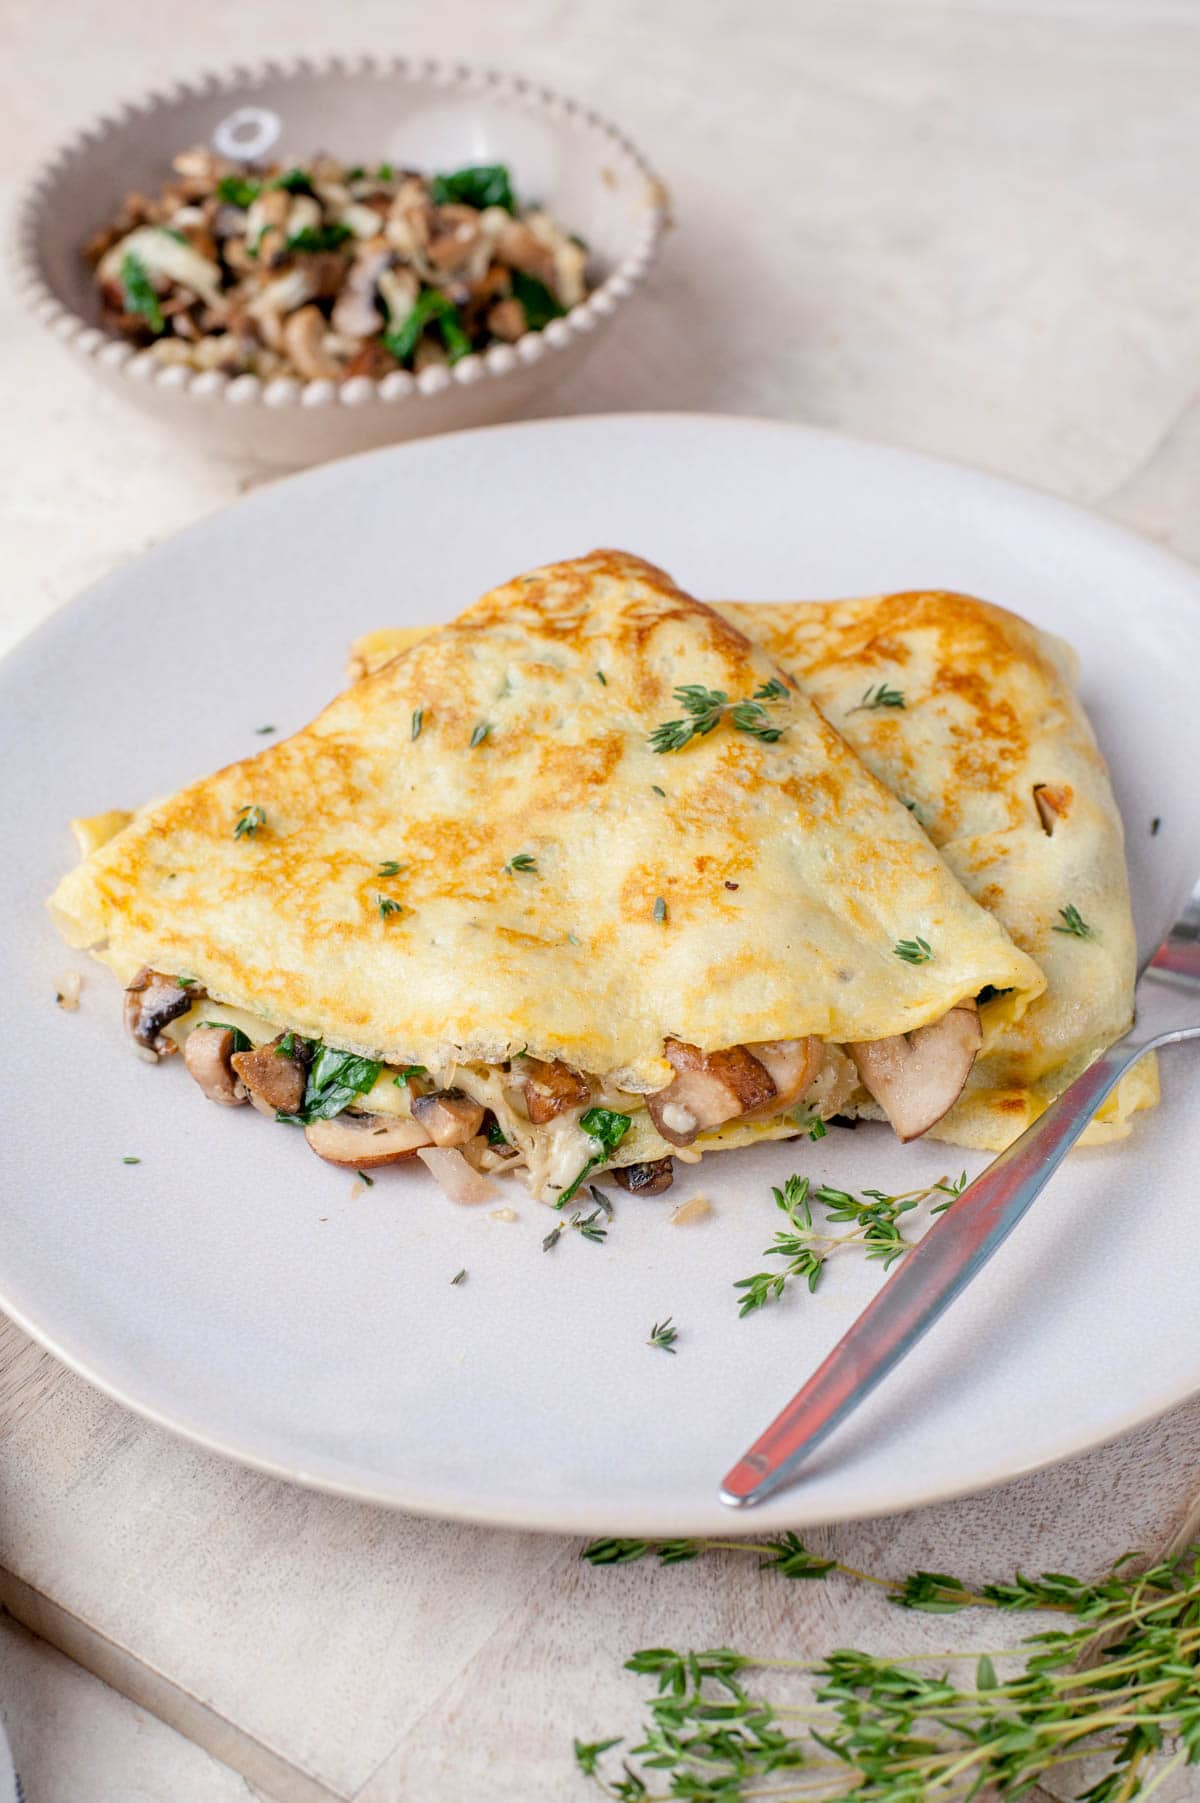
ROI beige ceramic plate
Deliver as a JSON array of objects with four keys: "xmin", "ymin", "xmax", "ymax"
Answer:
[
  {"xmin": 13, "ymin": 57, "xmax": 666, "ymax": 465},
  {"xmin": 3, "ymin": 415, "xmax": 1199, "ymax": 1533}
]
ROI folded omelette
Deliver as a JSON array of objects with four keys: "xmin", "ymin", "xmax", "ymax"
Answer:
[
  {"xmin": 50, "ymin": 551, "xmax": 1046, "ymax": 1203},
  {"xmin": 349, "ymin": 577, "xmax": 1151, "ymax": 1159}
]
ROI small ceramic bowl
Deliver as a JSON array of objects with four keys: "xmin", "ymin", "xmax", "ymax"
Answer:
[{"xmin": 13, "ymin": 56, "xmax": 668, "ymax": 467}]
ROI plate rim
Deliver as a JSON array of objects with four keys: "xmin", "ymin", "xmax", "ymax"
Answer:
[{"xmin": 5, "ymin": 409, "xmax": 1200, "ymax": 1535}]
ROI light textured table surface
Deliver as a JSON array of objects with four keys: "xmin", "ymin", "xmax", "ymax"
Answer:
[{"xmin": 3, "ymin": 2, "xmax": 1200, "ymax": 1798}]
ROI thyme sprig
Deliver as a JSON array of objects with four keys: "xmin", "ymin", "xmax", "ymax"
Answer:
[
  {"xmin": 894, "ymin": 935, "xmax": 933, "ymax": 964},
  {"xmin": 577, "ymin": 1539, "xmax": 1200, "ymax": 1803},
  {"xmin": 734, "ymin": 1171, "xmax": 967, "ymax": 1316},
  {"xmin": 649, "ymin": 680, "xmax": 790, "ymax": 754},
  {"xmin": 647, "ymin": 1318, "xmax": 678, "ymax": 1353}
]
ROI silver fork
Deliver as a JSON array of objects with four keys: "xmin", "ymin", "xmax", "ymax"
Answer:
[{"xmin": 720, "ymin": 894, "xmax": 1200, "ymax": 1509}]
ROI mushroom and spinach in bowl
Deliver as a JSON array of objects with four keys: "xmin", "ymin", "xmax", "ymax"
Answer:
[{"xmin": 84, "ymin": 150, "xmax": 590, "ymax": 382}]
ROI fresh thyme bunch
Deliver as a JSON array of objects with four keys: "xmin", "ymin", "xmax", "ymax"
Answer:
[
  {"xmin": 734, "ymin": 1171, "xmax": 967, "ymax": 1317},
  {"xmin": 575, "ymin": 1536, "xmax": 1200, "ymax": 1800}
]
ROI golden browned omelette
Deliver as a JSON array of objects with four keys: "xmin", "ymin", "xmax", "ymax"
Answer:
[
  {"xmin": 349, "ymin": 582, "xmax": 1150, "ymax": 1156},
  {"xmin": 51, "ymin": 552, "xmax": 1045, "ymax": 1204}
]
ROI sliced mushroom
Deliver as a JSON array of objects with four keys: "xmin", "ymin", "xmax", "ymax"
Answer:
[
  {"xmin": 645, "ymin": 1040, "xmax": 777, "ymax": 1147},
  {"xmin": 487, "ymin": 297, "xmax": 526, "ymax": 342},
  {"xmin": 305, "ymin": 1112, "xmax": 432, "ymax": 1168},
  {"xmin": 124, "ymin": 967, "xmax": 200, "ymax": 1056},
  {"xmin": 231, "ymin": 1034, "xmax": 310, "ymax": 1117},
  {"xmin": 1033, "ymin": 783, "xmax": 1072, "ymax": 836},
  {"xmin": 427, "ymin": 204, "xmax": 482, "ymax": 271},
  {"xmin": 849, "ymin": 1003, "xmax": 982, "ymax": 1142},
  {"xmin": 409, "ymin": 1088, "xmax": 486, "ymax": 1146},
  {"xmin": 741, "ymin": 1038, "xmax": 826, "ymax": 1118},
  {"xmin": 281, "ymin": 305, "xmax": 346, "ymax": 380},
  {"xmin": 183, "ymin": 1026, "xmax": 247, "ymax": 1106},
  {"xmin": 377, "ymin": 265, "xmax": 419, "ymax": 326},
  {"xmin": 520, "ymin": 1057, "xmax": 592, "ymax": 1125},
  {"xmin": 496, "ymin": 219, "xmax": 557, "ymax": 288},
  {"xmin": 614, "ymin": 1157, "xmax": 675, "ymax": 1195},
  {"xmin": 330, "ymin": 241, "xmax": 392, "ymax": 337},
  {"xmin": 97, "ymin": 226, "xmax": 225, "ymax": 310}
]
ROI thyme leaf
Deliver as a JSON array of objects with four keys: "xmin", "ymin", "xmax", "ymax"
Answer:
[
  {"xmin": 1054, "ymin": 902, "xmax": 1096, "ymax": 939},
  {"xmin": 647, "ymin": 1317, "xmax": 678, "ymax": 1353},
  {"xmin": 233, "ymin": 804, "xmax": 266, "ymax": 840},
  {"xmin": 852, "ymin": 681, "xmax": 906, "ymax": 711}
]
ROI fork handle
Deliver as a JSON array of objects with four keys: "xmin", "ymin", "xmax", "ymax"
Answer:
[{"xmin": 719, "ymin": 1039, "xmax": 1141, "ymax": 1508}]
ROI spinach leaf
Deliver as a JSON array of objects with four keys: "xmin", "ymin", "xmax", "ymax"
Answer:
[
  {"xmin": 272, "ymin": 167, "xmax": 316, "ymax": 195},
  {"xmin": 430, "ymin": 163, "xmax": 516, "ymax": 213},
  {"xmin": 285, "ymin": 223, "xmax": 352, "ymax": 254},
  {"xmin": 510, "ymin": 269, "xmax": 565, "ymax": 331},
  {"xmin": 120, "ymin": 253, "xmax": 164, "ymax": 333},
  {"xmin": 557, "ymin": 1108, "xmax": 632, "ymax": 1209},
  {"xmin": 278, "ymin": 1043, "xmax": 382, "ymax": 1124},
  {"xmin": 215, "ymin": 176, "xmax": 260, "ymax": 208},
  {"xmin": 383, "ymin": 288, "xmax": 472, "ymax": 365}
]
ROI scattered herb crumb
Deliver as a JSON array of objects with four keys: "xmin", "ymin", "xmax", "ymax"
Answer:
[
  {"xmin": 377, "ymin": 860, "xmax": 403, "ymax": 877},
  {"xmin": 377, "ymin": 895, "xmax": 403, "ymax": 921},
  {"xmin": 469, "ymin": 721, "xmax": 491, "ymax": 748},
  {"xmin": 1151, "ymin": 815, "xmax": 1161, "ymax": 835},
  {"xmin": 647, "ymin": 1317, "xmax": 678, "ymax": 1353},
  {"xmin": 653, "ymin": 896, "xmax": 667, "ymax": 924},
  {"xmin": 356, "ymin": 1169, "xmax": 374, "ymax": 1187},
  {"xmin": 254, "ymin": 724, "xmax": 275, "ymax": 735},
  {"xmin": 233, "ymin": 804, "xmax": 266, "ymax": 840},
  {"xmin": 1053, "ymin": 902, "xmax": 1095, "ymax": 939},
  {"xmin": 504, "ymin": 853, "xmax": 538, "ymax": 876},
  {"xmin": 411, "ymin": 708, "xmax": 423, "ymax": 741},
  {"xmin": 894, "ymin": 935, "xmax": 933, "ymax": 964},
  {"xmin": 450, "ymin": 1268, "xmax": 467, "ymax": 1285},
  {"xmin": 852, "ymin": 681, "xmax": 906, "ymax": 711},
  {"xmin": 122, "ymin": 1156, "xmax": 141, "ymax": 1165}
]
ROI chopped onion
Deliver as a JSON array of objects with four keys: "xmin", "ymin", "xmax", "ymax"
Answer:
[
  {"xmin": 55, "ymin": 971, "xmax": 82, "ymax": 1011},
  {"xmin": 417, "ymin": 1145, "xmax": 499, "ymax": 1205},
  {"xmin": 670, "ymin": 1194, "xmax": 712, "ymax": 1226}
]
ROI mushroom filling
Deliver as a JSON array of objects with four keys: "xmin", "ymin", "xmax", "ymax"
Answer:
[
  {"xmin": 85, "ymin": 151, "xmax": 590, "ymax": 384},
  {"xmin": 124, "ymin": 966, "xmax": 201, "ymax": 1056},
  {"xmin": 849, "ymin": 1003, "xmax": 982, "ymax": 1142},
  {"xmin": 138, "ymin": 972, "xmax": 981, "ymax": 1195}
]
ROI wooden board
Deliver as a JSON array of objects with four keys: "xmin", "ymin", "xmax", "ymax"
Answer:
[{"xmin": 2, "ymin": 1315, "xmax": 1199, "ymax": 1802}]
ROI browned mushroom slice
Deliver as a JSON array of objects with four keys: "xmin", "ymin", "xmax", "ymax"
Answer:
[
  {"xmin": 495, "ymin": 219, "xmax": 557, "ymax": 288},
  {"xmin": 409, "ymin": 1088, "xmax": 486, "ymax": 1146},
  {"xmin": 282, "ymin": 305, "xmax": 345, "ymax": 380},
  {"xmin": 614, "ymin": 1157, "xmax": 675, "ymax": 1195},
  {"xmin": 849, "ymin": 1003, "xmax": 982, "ymax": 1142},
  {"xmin": 124, "ymin": 967, "xmax": 200, "ymax": 1056},
  {"xmin": 740, "ymin": 1038, "xmax": 826, "ymax": 1118},
  {"xmin": 521, "ymin": 1057, "xmax": 591, "ymax": 1125},
  {"xmin": 1033, "ymin": 783, "xmax": 1072, "ymax": 835},
  {"xmin": 231, "ymin": 1034, "xmax": 309, "ymax": 1117},
  {"xmin": 183, "ymin": 1026, "xmax": 247, "ymax": 1106},
  {"xmin": 305, "ymin": 1113, "xmax": 432, "ymax": 1168},
  {"xmin": 645, "ymin": 1040, "xmax": 777, "ymax": 1147}
]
